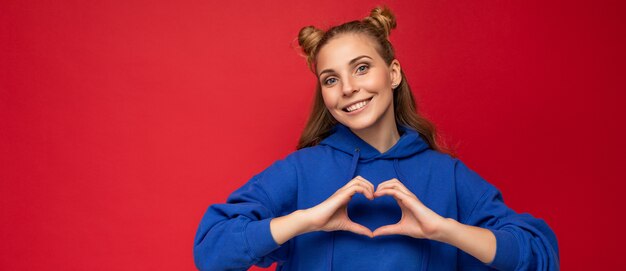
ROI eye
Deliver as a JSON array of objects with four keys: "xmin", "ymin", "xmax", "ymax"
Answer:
[
  {"xmin": 355, "ymin": 64, "xmax": 369, "ymax": 75},
  {"xmin": 323, "ymin": 77, "xmax": 338, "ymax": 86}
]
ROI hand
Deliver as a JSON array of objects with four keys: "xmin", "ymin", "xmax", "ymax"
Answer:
[
  {"xmin": 372, "ymin": 178, "xmax": 448, "ymax": 240},
  {"xmin": 303, "ymin": 176, "xmax": 375, "ymax": 238}
]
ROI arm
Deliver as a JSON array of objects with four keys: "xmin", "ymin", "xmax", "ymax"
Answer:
[
  {"xmin": 452, "ymin": 160, "xmax": 560, "ymax": 270},
  {"xmin": 269, "ymin": 209, "xmax": 311, "ymax": 245},
  {"xmin": 437, "ymin": 218, "xmax": 497, "ymax": 264},
  {"xmin": 270, "ymin": 175, "xmax": 376, "ymax": 245},
  {"xmin": 193, "ymin": 159, "xmax": 297, "ymax": 271},
  {"xmin": 372, "ymin": 160, "xmax": 559, "ymax": 271}
]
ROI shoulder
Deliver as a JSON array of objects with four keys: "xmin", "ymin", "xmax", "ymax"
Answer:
[
  {"xmin": 414, "ymin": 151, "xmax": 497, "ymax": 202},
  {"xmin": 284, "ymin": 144, "xmax": 338, "ymax": 163},
  {"xmin": 420, "ymin": 150, "xmax": 490, "ymax": 186},
  {"xmin": 450, "ymin": 158, "xmax": 501, "ymax": 212},
  {"xmin": 410, "ymin": 149, "xmax": 458, "ymax": 173},
  {"xmin": 425, "ymin": 149, "xmax": 457, "ymax": 164},
  {"xmin": 258, "ymin": 145, "xmax": 334, "ymax": 177}
]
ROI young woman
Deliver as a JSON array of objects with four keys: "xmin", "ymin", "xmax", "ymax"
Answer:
[{"xmin": 193, "ymin": 6, "xmax": 559, "ymax": 271}]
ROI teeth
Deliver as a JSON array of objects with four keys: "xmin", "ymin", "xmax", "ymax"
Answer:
[{"xmin": 346, "ymin": 100, "xmax": 369, "ymax": 112}]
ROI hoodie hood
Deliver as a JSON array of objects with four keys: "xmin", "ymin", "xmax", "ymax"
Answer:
[
  {"xmin": 319, "ymin": 122, "xmax": 430, "ymax": 160},
  {"xmin": 319, "ymin": 122, "xmax": 431, "ymax": 180}
]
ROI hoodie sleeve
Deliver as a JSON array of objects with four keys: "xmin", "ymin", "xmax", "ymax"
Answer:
[
  {"xmin": 193, "ymin": 158, "xmax": 298, "ymax": 271},
  {"xmin": 454, "ymin": 159, "xmax": 560, "ymax": 271}
]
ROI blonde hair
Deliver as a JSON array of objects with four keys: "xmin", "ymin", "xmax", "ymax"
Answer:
[{"xmin": 296, "ymin": 6, "xmax": 455, "ymax": 157}]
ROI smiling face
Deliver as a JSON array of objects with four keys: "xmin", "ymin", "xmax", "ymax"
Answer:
[{"xmin": 315, "ymin": 33, "xmax": 402, "ymax": 133}]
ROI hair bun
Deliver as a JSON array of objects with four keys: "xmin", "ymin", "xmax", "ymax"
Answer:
[
  {"xmin": 363, "ymin": 6, "xmax": 397, "ymax": 38},
  {"xmin": 298, "ymin": 26, "xmax": 325, "ymax": 70}
]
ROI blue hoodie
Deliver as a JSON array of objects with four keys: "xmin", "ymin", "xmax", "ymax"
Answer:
[{"xmin": 193, "ymin": 123, "xmax": 559, "ymax": 270}]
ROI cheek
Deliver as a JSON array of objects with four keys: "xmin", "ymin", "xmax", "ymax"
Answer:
[
  {"xmin": 321, "ymin": 89, "xmax": 337, "ymax": 107},
  {"xmin": 363, "ymin": 71, "xmax": 391, "ymax": 89}
]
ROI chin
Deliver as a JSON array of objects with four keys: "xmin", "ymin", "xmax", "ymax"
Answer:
[{"xmin": 339, "ymin": 118, "xmax": 377, "ymax": 131}]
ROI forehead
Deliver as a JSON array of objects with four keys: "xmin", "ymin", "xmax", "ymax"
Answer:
[{"xmin": 316, "ymin": 33, "xmax": 382, "ymax": 71}]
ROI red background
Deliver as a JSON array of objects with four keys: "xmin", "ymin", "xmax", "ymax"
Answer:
[{"xmin": 2, "ymin": 0, "xmax": 625, "ymax": 270}]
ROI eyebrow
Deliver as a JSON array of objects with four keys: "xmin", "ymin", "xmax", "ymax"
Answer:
[{"xmin": 317, "ymin": 55, "xmax": 373, "ymax": 77}]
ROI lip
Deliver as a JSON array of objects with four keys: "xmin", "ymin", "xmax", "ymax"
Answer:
[{"xmin": 343, "ymin": 97, "xmax": 373, "ymax": 115}]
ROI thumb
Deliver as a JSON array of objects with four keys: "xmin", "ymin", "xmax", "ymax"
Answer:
[
  {"xmin": 344, "ymin": 221, "xmax": 373, "ymax": 238},
  {"xmin": 373, "ymin": 223, "xmax": 403, "ymax": 237}
]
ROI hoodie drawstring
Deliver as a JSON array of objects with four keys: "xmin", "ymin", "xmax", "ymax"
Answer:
[
  {"xmin": 393, "ymin": 158, "xmax": 403, "ymax": 180},
  {"xmin": 348, "ymin": 148, "xmax": 361, "ymax": 180}
]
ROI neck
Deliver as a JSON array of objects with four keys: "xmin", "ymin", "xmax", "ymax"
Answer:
[{"xmin": 350, "ymin": 108, "xmax": 400, "ymax": 154}]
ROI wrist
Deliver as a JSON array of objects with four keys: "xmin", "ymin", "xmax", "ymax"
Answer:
[
  {"xmin": 432, "ymin": 217, "xmax": 461, "ymax": 244},
  {"xmin": 432, "ymin": 218, "xmax": 497, "ymax": 264},
  {"xmin": 291, "ymin": 209, "xmax": 315, "ymax": 235},
  {"xmin": 270, "ymin": 209, "xmax": 312, "ymax": 245}
]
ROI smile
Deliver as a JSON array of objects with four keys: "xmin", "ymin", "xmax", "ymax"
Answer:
[{"xmin": 343, "ymin": 97, "xmax": 373, "ymax": 113}]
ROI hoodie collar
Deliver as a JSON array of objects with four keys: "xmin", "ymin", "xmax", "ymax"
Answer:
[{"xmin": 319, "ymin": 122, "xmax": 430, "ymax": 162}]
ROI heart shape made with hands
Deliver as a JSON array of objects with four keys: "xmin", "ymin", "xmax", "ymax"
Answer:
[{"xmin": 347, "ymin": 192, "xmax": 403, "ymax": 233}]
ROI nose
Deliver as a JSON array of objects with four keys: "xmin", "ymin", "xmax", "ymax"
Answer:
[{"xmin": 341, "ymin": 76, "xmax": 358, "ymax": 96}]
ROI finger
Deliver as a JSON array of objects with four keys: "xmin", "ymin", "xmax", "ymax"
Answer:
[
  {"xmin": 376, "ymin": 179, "xmax": 414, "ymax": 196},
  {"xmin": 343, "ymin": 176, "xmax": 369, "ymax": 190},
  {"xmin": 341, "ymin": 179, "xmax": 358, "ymax": 190},
  {"xmin": 327, "ymin": 185, "xmax": 368, "ymax": 209},
  {"xmin": 376, "ymin": 182, "xmax": 404, "ymax": 192},
  {"xmin": 377, "ymin": 177, "xmax": 400, "ymax": 185},
  {"xmin": 348, "ymin": 177, "xmax": 374, "ymax": 199},
  {"xmin": 345, "ymin": 221, "xmax": 374, "ymax": 238},
  {"xmin": 355, "ymin": 176, "xmax": 376, "ymax": 195},
  {"xmin": 344, "ymin": 184, "xmax": 374, "ymax": 200},
  {"xmin": 376, "ymin": 178, "xmax": 402, "ymax": 191},
  {"xmin": 376, "ymin": 183, "xmax": 413, "ymax": 197},
  {"xmin": 375, "ymin": 188, "xmax": 428, "ymax": 216},
  {"xmin": 344, "ymin": 176, "xmax": 375, "ymax": 199},
  {"xmin": 372, "ymin": 223, "xmax": 403, "ymax": 237},
  {"xmin": 374, "ymin": 187, "xmax": 413, "ymax": 204}
]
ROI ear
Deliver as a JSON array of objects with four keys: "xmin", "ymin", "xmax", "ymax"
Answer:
[{"xmin": 389, "ymin": 59, "xmax": 402, "ymax": 89}]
